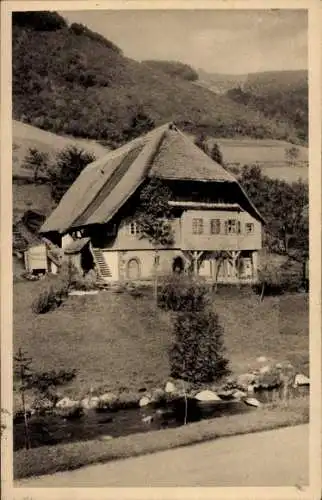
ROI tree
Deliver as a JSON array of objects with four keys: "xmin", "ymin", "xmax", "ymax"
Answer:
[
  {"xmin": 134, "ymin": 179, "xmax": 174, "ymax": 304},
  {"xmin": 194, "ymin": 133, "xmax": 209, "ymax": 155},
  {"xmin": 210, "ymin": 142, "xmax": 223, "ymax": 165},
  {"xmin": 285, "ymin": 146, "xmax": 300, "ymax": 166},
  {"xmin": 256, "ymin": 256, "xmax": 282, "ymax": 302},
  {"xmin": 22, "ymin": 147, "xmax": 49, "ymax": 182},
  {"xmin": 50, "ymin": 146, "xmax": 96, "ymax": 203},
  {"xmin": 14, "ymin": 348, "xmax": 77, "ymax": 449},
  {"xmin": 12, "ymin": 11, "xmax": 67, "ymax": 31},
  {"xmin": 14, "ymin": 348, "xmax": 33, "ymax": 449},
  {"xmin": 168, "ymin": 280, "xmax": 230, "ymax": 384},
  {"xmin": 238, "ymin": 164, "xmax": 308, "ymax": 258},
  {"xmin": 123, "ymin": 111, "xmax": 155, "ymax": 142}
]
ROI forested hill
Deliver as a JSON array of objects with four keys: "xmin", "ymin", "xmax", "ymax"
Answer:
[
  {"xmin": 227, "ymin": 70, "xmax": 308, "ymax": 143},
  {"xmin": 13, "ymin": 11, "xmax": 303, "ymax": 147}
]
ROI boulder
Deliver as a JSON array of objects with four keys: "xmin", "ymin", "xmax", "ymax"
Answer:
[
  {"xmin": 100, "ymin": 435, "xmax": 113, "ymax": 441},
  {"xmin": 259, "ymin": 365, "xmax": 271, "ymax": 374},
  {"xmin": 195, "ymin": 390, "xmax": 221, "ymax": 402},
  {"xmin": 142, "ymin": 415, "xmax": 153, "ymax": 424},
  {"xmin": 99, "ymin": 393, "xmax": 118, "ymax": 404},
  {"xmin": 81, "ymin": 396, "xmax": 99, "ymax": 410},
  {"xmin": 294, "ymin": 374, "xmax": 310, "ymax": 386},
  {"xmin": 232, "ymin": 389, "xmax": 247, "ymax": 400},
  {"xmin": 236, "ymin": 373, "xmax": 258, "ymax": 390},
  {"xmin": 244, "ymin": 397, "xmax": 261, "ymax": 408},
  {"xmin": 56, "ymin": 397, "xmax": 79, "ymax": 409},
  {"xmin": 165, "ymin": 381, "xmax": 177, "ymax": 393},
  {"xmin": 217, "ymin": 389, "xmax": 235, "ymax": 400},
  {"xmin": 151, "ymin": 388, "xmax": 166, "ymax": 404},
  {"xmin": 256, "ymin": 356, "xmax": 267, "ymax": 363},
  {"xmin": 139, "ymin": 396, "xmax": 151, "ymax": 407}
]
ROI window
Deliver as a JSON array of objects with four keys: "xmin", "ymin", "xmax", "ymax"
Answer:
[
  {"xmin": 225, "ymin": 219, "xmax": 241, "ymax": 234},
  {"xmin": 192, "ymin": 218, "xmax": 204, "ymax": 234},
  {"xmin": 129, "ymin": 222, "xmax": 141, "ymax": 236},
  {"xmin": 245, "ymin": 223, "xmax": 254, "ymax": 234},
  {"xmin": 210, "ymin": 219, "xmax": 221, "ymax": 234}
]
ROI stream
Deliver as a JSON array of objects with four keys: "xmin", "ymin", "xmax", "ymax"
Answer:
[{"xmin": 14, "ymin": 386, "xmax": 309, "ymax": 451}]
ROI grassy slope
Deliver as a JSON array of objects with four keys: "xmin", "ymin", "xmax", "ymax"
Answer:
[{"xmin": 13, "ymin": 281, "xmax": 309, "ymax": 399}]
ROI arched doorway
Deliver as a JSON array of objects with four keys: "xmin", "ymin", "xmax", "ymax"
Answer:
[
  {"xmin": 172, "ymin": 256, "xmax": 184, "ymax": 274},
  {"xmin": 126, "ymin": 258, "xmax": 141, "ymax": 280}
]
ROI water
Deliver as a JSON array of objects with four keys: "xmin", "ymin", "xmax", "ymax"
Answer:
[{"xmin": 14, "ymin": 386, "xmax": 309, "ymax": 451}]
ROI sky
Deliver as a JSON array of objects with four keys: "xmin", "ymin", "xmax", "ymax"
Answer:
[{"xmin": 61, "ymin": 9, "xmax": 307, "ymax": 75}]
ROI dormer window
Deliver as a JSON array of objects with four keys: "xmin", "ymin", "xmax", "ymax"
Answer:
[{"xmin": 129, "ymin": 222, "xmax": 141, "ymax": 236}]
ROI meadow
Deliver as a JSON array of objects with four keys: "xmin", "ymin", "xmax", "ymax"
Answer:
[{"xmin": 13, "ymin": 279, "xmax": 309, "ymax": 400}]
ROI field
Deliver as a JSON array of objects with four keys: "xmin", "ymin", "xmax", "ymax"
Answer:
[
  {"xmin": 210, "ymin": 137, "xmax": 308, "ymax": 183},
  {"xmin": 13, "ymin": 279, "xmax": 309, "ymax": 400}
]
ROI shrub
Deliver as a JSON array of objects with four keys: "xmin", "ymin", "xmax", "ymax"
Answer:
[
  {"xmin": 31, "ymin": 283, "xmax": 68, "ymax": 314},
  {"xmin": 169, "ymin": 308, "xmax": 230, "ymax": 384},
  {"xmin": 158, "ymin": 274, "xmax": 211, "ymax": 312},
  {"xmin": 253, "ymin": 257, "xmax": 303, "ymax": 299},
  {"xmin": 58, "ymin": 261, "xmax": 79, "ymax": 289},
  {"xmin": 32, "ymin": 287, "xmax": 59, "ymax": 314},
  {"xmin": 71, "ymin": 269, "xmax": 98, "ymax": 291},
  {"xmin": 49, "ymin": 146, "xmax": 96, "ymax": 203}
]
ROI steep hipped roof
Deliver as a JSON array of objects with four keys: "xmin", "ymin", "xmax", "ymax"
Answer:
[{"xmin": 41, "ymin": 123, "xmax": 264, "ymax": 234}]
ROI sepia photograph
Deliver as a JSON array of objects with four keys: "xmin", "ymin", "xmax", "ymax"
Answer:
[{"xmin": 1, "ymin": 1, "xmax": 321, "ymax": 496}]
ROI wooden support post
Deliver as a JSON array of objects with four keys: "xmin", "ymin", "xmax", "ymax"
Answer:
[{"xmin": 192, "ymin": 250, "xmax": 204, "ymax": 276}]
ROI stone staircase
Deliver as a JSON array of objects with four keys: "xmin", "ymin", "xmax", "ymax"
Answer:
[{"xmin": 91, "ymin": 247, "xmax": 113, "ymax": 283}]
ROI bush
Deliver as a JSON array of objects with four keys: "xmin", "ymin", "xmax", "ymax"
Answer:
[
  {"xmin": 71, "ymin": 269, "xmax": 98, "ymax": 291},
  {"xmin": 49, "ymin": 146, "xmax": 96, "ymax": 203},
  {"xmin": 169, "ymin": 308, "xmax": 230, "ymax": 384},
  {"xmin": 31, "ymin": 284, "xmax": 68, "ymax": 314},
  {"xmin": 158, "ymin": 274, "xmax": 211, "ymax": 312},
  {"xmin": 253, "ymin": 257, "xmax": 303, "ymax": 298}
]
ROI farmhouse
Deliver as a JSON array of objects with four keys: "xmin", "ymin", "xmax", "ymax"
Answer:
[{"xmin": 40, "ymin": 123, "xmax": 265, "ymax": 284}]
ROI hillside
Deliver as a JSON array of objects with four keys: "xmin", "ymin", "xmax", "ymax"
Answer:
[
  {"xmin": 196, "ymin": 70, "xmax": 248, "ymax": 95},
  {"xmin": 244, "ymin": 70, "xmax": 308, "ymax": 95},
  {"xmin": 12, "ymin": 120, "xmax": 109, "ymax": 222},
  {"xmin": 13, "ymin": 12, "xmax": 301, "ymax": 146},
  {"xmin": 13, "ymin": 120, "xmax": 108, "ymax": 179},
  {"xmin": 226, "ymin": 70, "xmax": 308, "ymax": 144}
]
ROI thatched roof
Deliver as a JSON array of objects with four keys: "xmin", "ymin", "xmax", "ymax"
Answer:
[{"xmin": 41, "ymin": 123, "xmax": 264, "ymax": 234}]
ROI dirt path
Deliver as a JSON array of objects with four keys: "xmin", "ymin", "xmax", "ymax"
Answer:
[{"xmin": 15, "ymin": 424, "xmax": 308, "ymax": 487}]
